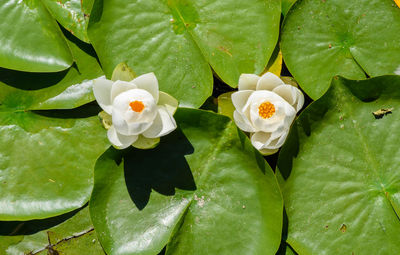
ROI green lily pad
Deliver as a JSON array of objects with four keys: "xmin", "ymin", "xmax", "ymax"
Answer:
[
  {"xmin": 0, "ymin": 33, "xmax": 109, "ymax": 221},
  {"xmin": 0, "ymin": 206, "xmax": 105, "ymax": 254},
  {"xmin": 88, "ymin": 0, "xmax": 280, "ymax": 108},
  {"xmin": 281, "ymin": 0, "xmax": 400, "ymax": 99},
  {"xmin": 90, "ymin": 109, "xmax": 283, "ymax": 255},
  {"xmin": 278, "ymin": 76, "xmax": 400, "ymax": 254},
  {"xmin": 41, "ymin": 0, "xmax": 94, "ymax": 42},
  {"xmin": 217, "ymin": 92, "xmax": 235, "ymax": 119},
  {"xmin": 0, "ymin": 31, "xmax": 103, "ymax": 111},
  {"xmin": 0, "ymin": 0, "xmax": 73, "ymax": 72},
  {"xmin": 282, "ymin": 0, "xmax": 296, "ymax": 16}
]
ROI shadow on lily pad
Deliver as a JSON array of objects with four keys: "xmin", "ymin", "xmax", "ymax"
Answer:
[{"xmin": 123, "ymin": 128, "xmax": 196, "ymax": 210}]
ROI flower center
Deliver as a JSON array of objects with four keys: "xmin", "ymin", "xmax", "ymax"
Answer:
[
  {"xmin": 129, "ymin": 100, "xmax": 145, "ymax": 113},
  {"xmin": 258, "ymin": 101, "xmax": 275, "ymax": 119}
]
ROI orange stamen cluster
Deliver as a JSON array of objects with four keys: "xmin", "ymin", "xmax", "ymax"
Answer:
[
  {"xmin": 129, "ymin": 100, "xmax": 145, "ymax": 113},
  {"xmin": 258, "ymin": 101, "xmax": 275, "ymax": 119}
]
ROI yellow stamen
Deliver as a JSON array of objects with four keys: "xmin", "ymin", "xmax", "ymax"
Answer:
[
  {"xmin": 258, "ymin": 101, "xmax": 275, "ymax": 119},
  {"xmin": 129, "ymin": 100, "xmax": 145, "ymax": 112}
]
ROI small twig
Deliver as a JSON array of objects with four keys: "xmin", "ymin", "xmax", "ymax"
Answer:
[{"xmin": 30, "ymin": 228, "xmax": 95, "ymax": 255}]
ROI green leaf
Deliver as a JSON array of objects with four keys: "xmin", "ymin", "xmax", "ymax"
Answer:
[
  {"xmin": 0, "ymin": 33, "xmax": 109, "ymax": 221},
  {"xmin": 0, "ymin": 31, "xmax": 103, "ymax": 110},
  {"xmin": 217, "ymin": 92, "xmax": 235, "ymax": 119},
  {"xmin": 282, "ymin": 0, "xmax": 296, "ymax": 16},
  {"xmin": 0, "ymin": 0, "xmax": 73, "ymax": 72},
  {"xmin": 88, "ymin": 0, "xmax": 281, "ymax": 108},
  {"xmin": 281, "ymin": 0, "xmax": 400, "ymax": 99},
  {"xmin": 41, "ymin": 0, "xmax": 94, "ymax": 42},
  {"xmin": 0, "ymin": 106, "xmax": 109, "ymax": 221},
  {"xmin": 277, "ymin": 75, "xmax": 400, "ymax": 255},
  {"xmin": 90, "ymin": 109, "xmax": 283, "ymax": 255},
  {"xmin": 0, "ymin": 206, "xmax": 105, "ymax": 254}
]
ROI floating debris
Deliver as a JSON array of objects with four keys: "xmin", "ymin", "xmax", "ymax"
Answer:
[{"xmin": 372, "ymin": 108, "xmax": 393, "ymax": 119}]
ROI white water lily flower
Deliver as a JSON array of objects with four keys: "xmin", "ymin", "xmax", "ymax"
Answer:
[
  {"xmin": 231, "ymin": 72, "xmax": 304, "ymax": 155},
  {"xmin": 93, "ymin": 73, "xmax": 178, "ymax": 149}
]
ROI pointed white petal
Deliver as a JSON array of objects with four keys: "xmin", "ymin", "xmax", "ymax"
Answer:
[
  {"xmin": 111, "ymin": 80, "xmax": 137, "ymax": 102},
  {"xmin": 107, "ymin": 125, "xmax": 138, "ymax": 149},
  {"xmin": 251, "ymin": 132, "xmax": 271, "ymax": 150},
  {"xmin": 93, "ymin": 76, "xmax": 113, "ymax": 114},
  {"xmin": 256, "ymin": 72, "xmax": 284, "ymax": 91},
  {"xmin": 272, "ymin": 85, "xmax": 297, "ymax": 105},
  {"xmin": 273, "ymin": 85, "xmax": 305, "ymax": 112},
  {"xmin": 158, "ymin": 91, "xmax": 178, "ymax": 115},
  {"xmin": 233, "ymin": 110, "xmax": 255, "ymax": 132},
  {"xmin": 132, "ymin": 73, "xmax": 159, "ymax": 103},
  {"xmin": 231, "ymin": 90, "xmax": 253, "ymax": 113},
  {"xmin": 294, "ymin": 88, "xmax": 305, "ymax": 112},
  {"xmin": 238, "ymin": 74, "xmax": 260, "ymax": 91},
  {"xmin": 143, "ymin": 107, "xmax": 177, "ymax": 138}
]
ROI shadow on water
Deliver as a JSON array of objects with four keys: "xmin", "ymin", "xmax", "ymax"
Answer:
[{"xmin": 123, "ymin": 128, "xmax": 196, "ymax": 210}]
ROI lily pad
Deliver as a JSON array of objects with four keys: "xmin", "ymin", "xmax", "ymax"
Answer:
[
  {"xmin": 0, "ymin": 33, "xmax": 109, "ymax": 221},
  {"xmin": 90, "ymin": 109, "xmax": 283, "ymax": 255},
  {"xmin": 0, "ymin": 206, "xmax": 105, "ymax": 254},
  {"xmin": 282, "ymin": 0, "xmax": 296, "ymax": 16},
  {"xmin": 88, "ymin": 0, "xmax": 281, "ymax": 108},
  {"xmin": 0, "ymin": 0, "xmax": 73, "ymax": 72},
  {"xmin": 0, "ymin": 31, "xmax": 103, "ymax": 110},
  {"xmin": 281, "ymin": 0, "xmax": 400, "ymax": 99},
  {"xmin": 278, "ymin": 76, "xmax": 400, "ymax": 254},
  {"xmin": 42, "ymin": 0, "xmax": 94, "ymax": 42}
]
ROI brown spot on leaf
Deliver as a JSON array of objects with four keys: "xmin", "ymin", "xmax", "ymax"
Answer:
[{"xmin": 340, "ymin": 223, "xmax": 347, "ymax": 233}]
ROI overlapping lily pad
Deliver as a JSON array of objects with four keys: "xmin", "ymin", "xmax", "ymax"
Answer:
[
  {"xmin": 0, "ymin": 0, "xmax": 73, "ymax": 72},
  {"xmin": 281, "ymin": 0, "xmax": 400, "ymax": 99},
  {"xmin": 88, "ymin": 0, "xmax": 281, "ymax": 107},
  {"xmin": 42, "ymin": 0, "xmax": 94, "ymax": 42},
  {"xmin": 90, "ymin": 109, "xmax": 283, "ymax": 255},
  {"xmin": 0, "ymin": 206, "xmax": 104, "ymax": 254},
  {"xmin": 278, "ymin": 75, "xmax": 400, "ymax": 254},
  {"xmin": 0, "ymin": 33, "xmax": 109, "ymax": 221}
]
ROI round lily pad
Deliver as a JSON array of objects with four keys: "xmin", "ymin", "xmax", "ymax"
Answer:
[
  {"xmin": 90, "ymin": 109, "xmax": 283, "ymax": 255},
  {"xmin": 278, "ymin": 75, "xmax": 400, "ymax": 254},
  {"xmin": 281, "ymin": 0, "xmax": 400, "ymax": 99}
]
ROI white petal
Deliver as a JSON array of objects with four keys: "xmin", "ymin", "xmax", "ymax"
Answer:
[
  {"xmin": 111, "ymin": 80, "xmax": 137, "ymax": 102},
  {"xmin": 251, "ymin": 130, "xmax": 289, "ymax": 150},
  {"xmin": 256, "ymin": 72, "xmax": 284, "ymax": 91},
  {"xmin": 132, "ymin": 73, "xmax": 159, "ymax": 103},
  {"xmin": 107, "ymin": 125, "xmax": 138, "ymax": 149},
  {"xmin": 158, "ymin": 91, "xmax": 178, "ymax": 115},
  {"xmin": 233, "ymin": 110, "xmax": 255, "ymax": 132},
  {"xmin": 238, "ymin": 74, "xmax": 260, "ymax": 91},
  {"xmin": 142, "ymin": 107, "xmax": 177, "ymax": 138},
  {"xmin": 231, "ymin": 90, "xmax": 253, "ymax": 113},
  {"xmin": 93, "ymin": 76, "xmax": 113, "ymax": 114},
  {"xmin": 273, "ymin": 85, "xmax": 305, "ymax": 112}
]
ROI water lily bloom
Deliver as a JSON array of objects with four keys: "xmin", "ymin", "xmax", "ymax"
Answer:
[
  {"xmin": 93, "ymin": 73, "xmax": 178, "ymax": 149},
  {"xmin": 231, "ymin": 72, "xmax": 304, "ymax": 155}
]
